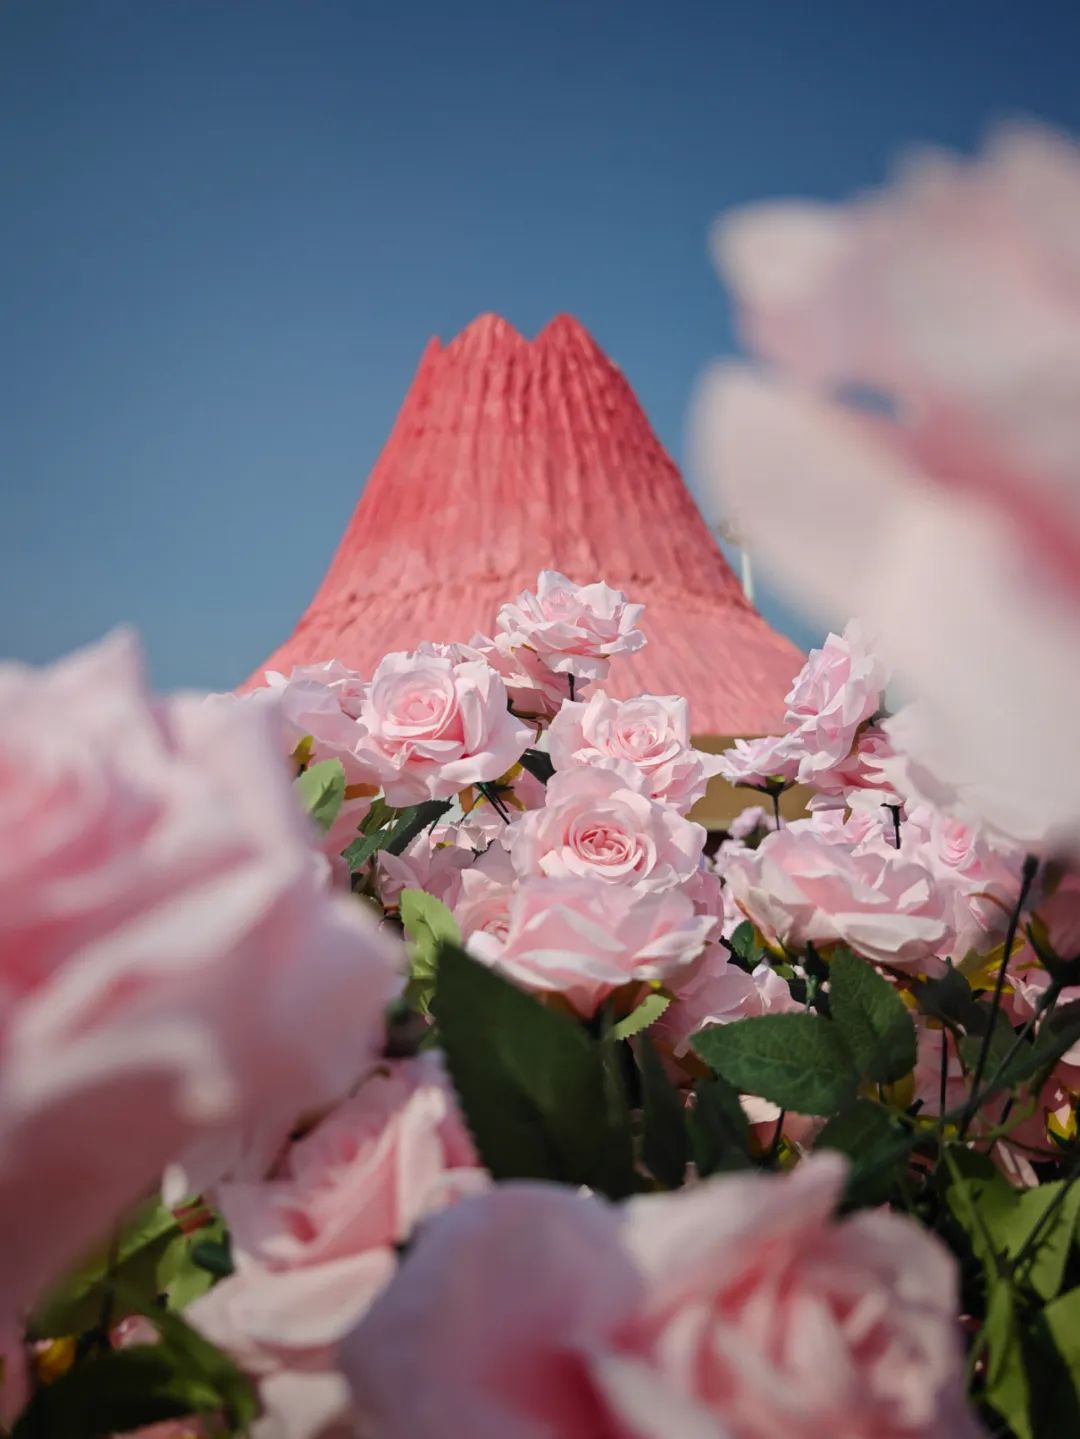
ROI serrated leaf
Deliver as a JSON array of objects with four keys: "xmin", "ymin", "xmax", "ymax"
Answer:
[
  {"xmin": 815, "ymin": 1099, "xmax": 914, "ymax": 1207},
  {"xmin": 914, "ymin": 964, "xmax": 988, "ymax": 1033},
  {"xmin": 343, "ymin": 799, "xmax": 451, "ymax": 870},
  {"xmin": 433, "ymin": 944, "xmax": 635, "ymax": 1198},
  {"xmin": 294, "ymin": 758, "xmax": 346, "ymax": 833},
  {"xmin": 637, "ymin": 1035, "xmax": 689, "ymax": 1188},
  {"xmin": 612, "ymin": 992, "xmax": 670, "ymax": 1041},
  {"xmin": 692, "ymin": 1013, "xmax": 858, "ymax": 1116},
  {"xmin": 518, "ymin": 748, "xmax": 555, "ymax": 784},
  {"xmin": 828, "ymin": 949, "xmax": 916, "ymax": 1084},
  {"xmin": 686, "ymin": 1075, "xmax": 751, "ymax": 1176},
  {"xmin": 400, "ymin": 889, "xmax": 462, "ymax": 1014},
  {"xmin": 947, "ymin": 1165, "xmax": 1080, "ymax": 1303}
]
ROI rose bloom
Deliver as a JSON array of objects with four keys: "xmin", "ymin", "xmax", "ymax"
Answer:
[
  {"xmin": 377, "ymin": 832, "xmax": 473, "ymax": 913},
  {"xmin": 470, "ymin": 630, "xmax": 580, "ymax": 725},
  {"xmin": 715, "ymin": 732, "xmax": 802, "ymax": 790},
  {"xmin": 695, "ymin": 123, "xmax": 1080, "ymax": 847},
  {"xmin": 467, "ymin": 876, "xmax": 714, "ymax": 1016},
  {"xmin": 723, "ymin": 824, "xmax": 951, "ymax": 970},
  {"xmin": 262, "ymin": 661, "xmax": 374, "ymax": 780},
  {"xmin": 341, "ymin": 1156, "xmax": 977, "ymax": 1439},
  {"xmin": 0, "ymin": 632, "xmax": 402, "ymax": 1315},
  {"xmin": 809, "ymin": 724, "xmax": 898, "ymax": 800},
  {"xmin": 191, "ymin": 1056, "xmax": 485, "ymax": 1439},
  {"xmin": 496, "ymin": 570, "xmax": 646, "ymax": 683},
  {"xmin": 548, "ymin": 692, "xmax": 723, "ymax": 810},
  {"xmin": 656, "ymin": 945, "xmax": 799, "ymax": 1061},
  {"xmin": 359, "ymin": 644, "xmax": 532, "ymax": 806},
  {"xmin": 505, "ymin": 765, "xmax": 705, "ymax": 894},
  {"xmin": 784, "ymin": 623, "xmax": 888, "ymax": 785}
]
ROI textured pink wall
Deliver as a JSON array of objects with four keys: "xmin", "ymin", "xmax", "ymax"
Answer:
[{"xmin": 247, "ymin": 314, "xmax": 802, "ymax": 735}]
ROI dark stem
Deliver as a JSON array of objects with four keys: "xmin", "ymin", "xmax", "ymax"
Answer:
[
  {"xmin": 770, "ymin": 787, "xmax": 782, "ymax": 831},
  {"xmin": 885, "ymin": 803, "xmax": 902, "ymax": 850},
  {"xmin": 938, "ymin": 1026, "xmax": 950, "ymax": 1133},
  {"xmin": 959, "ymin": 853, "xmax": 1039, "ymax": 1138},
  {"xmin": 477, "ymin": 782, "xmax": 512, "ymax": 824},
  {"xmin": 567, "ymin": 675, "xmax": 575, "ymax": 702},
  {"xmin": 766, "ymin": 1110, "xmax": 786, "ymax": 1166}
]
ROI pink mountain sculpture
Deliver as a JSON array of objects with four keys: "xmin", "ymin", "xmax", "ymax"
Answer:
[{"xmin": 246, "ymin": 313, "xmax": 802, "ymax": 736}]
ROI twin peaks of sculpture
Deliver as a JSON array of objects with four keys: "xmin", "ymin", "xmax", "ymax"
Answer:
[{"xmin": 249, "ymin": 313, "xmax": 801, "ymax": 738}]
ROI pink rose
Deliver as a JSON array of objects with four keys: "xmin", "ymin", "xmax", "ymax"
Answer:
[
  {"xmin": 723, "ymin": 824, "xmax": 951, "ymax": 969},
  {"xmin": 377, "ymin": 833, "xmax": 472, "ymax": 912},
  {"xmin": 453, "ymin": 861, "xmax": 516, "ymax": 949},
  {"xmin": 656, "ymin": 946, "xmax": 799, "ymax": 1059},
  {"xmin": 548, "ymin": 692, "xmax": 723, "ymax": 810},
  {"xmin": 467, "ymin": 876, "xmax": 714, "ymax": 1016},
  {"xmin": 0, "ymin": 632, "xmax": 402, "ymax": 1314},
  {"xmin": 809, "ymin": 725, "xmax": 898, "ymax": 799},
  {"xmin": 505, "ymin": 765, "xmax": 705, "ymax": 893},
  {"xmin": 263, "ymin": 661, "xmax": 375, "ymax": 783},
  {"xmin": 191, "ymin": 1056, "xmax": 484, "ymax": 1439},
  {"xmin": 727, "ymin": 804, "xmax": 771, "ymax": 840},
  {"xmin": 359, "ymin": 646, "xmax": 532, "ymax": 806},
  {"xmin": 470, "ymin": 631, "xmax": 580, "ymax": 725},
  {"xmin": 784, "ymin": 623, "xmax": 887, "ymax": 784},
  {"xmin": 695, "ymin": 125, "xmax": 1080, "ymax": 847},
  {"xmin": 715, "ymin": 732, "xmax": 802, "ymax": 789},
  {"xmin": 341, "ymin": 1157, "xmax": 977, "ymax": 1439},
  {"xmin": 496, "ymin": 570, "xmax": 646, "ymax": 682},
  {"xmin": 217, "ymin": 1056, "xmax": 485, "ymax": 1270}
]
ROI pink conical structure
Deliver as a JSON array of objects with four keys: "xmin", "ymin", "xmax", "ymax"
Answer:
[{"xmin": 248, "ymin": 313, "xmax": 802, "ymax": 736}]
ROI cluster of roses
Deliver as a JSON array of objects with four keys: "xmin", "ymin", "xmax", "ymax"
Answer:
[{"xmin": 8, "ymin": 563, "xmax": 1067, "ymax": 1439}]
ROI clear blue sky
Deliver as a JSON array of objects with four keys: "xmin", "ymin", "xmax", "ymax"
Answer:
[{"xmin": 4, "ymin": 0, "xmax": 1079, "ymax": 690}]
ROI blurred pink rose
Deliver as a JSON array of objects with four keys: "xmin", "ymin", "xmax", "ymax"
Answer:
[
  {"xmin": 810, "ymin": 725, "xmax": 898, "ymax": 799},
  {"xmin": 359, "ymin": 645, "xmax": 531, "ymax": 806},
  {"xmin": 548, "ymin": 692, "xmax": 723, "ymax": 811},
  {"xmin": 727, "ymin": 804, "xmax": 770, "ymax": 841},
  {"xmin": 262, "ymin": 661, "xmax": 377, "ymax": 784},
  {"xmin": 784, "ymin": 623, "xmax": 887, "ymax": 785},
  {"xmin": 723, "ymin": 825, "xmax": 950, "ymax": 969},
  {"xmin": 468, "ymin": 877, "xmax": 714, "ymax": 1016},
  {"xmin": 506, "ymin": 766, "xmax": 704, "ymax": 893},
  {"xmin": 217, "ymin": 1056, "xmax": 484, "ymax": 1270},
  {"xmin": 715, "ymin": 732, "xmax": 802, "ymax": 790},
  {"xmin": 341, "ymin": 1157, "xmax": 976, "ymax": 1439},
  {"xmin": 453, "ymin": 862, "xmax": 516, "ymax": 949},
  {"xmin": 695, "ymin": 123, "xmax": 1080, "ymax": 847},
  {"xmin": 496, "ymin": 570, "xmax": 645, "ymax": 683},
  {"xmin": 0, "ymin": 632, "xmax": 402, "ymax": 1314},
  {"xmin": 192, "ymin": 1057, "xmax": 484, "ymax": 1439},
  {"xmin": 0, "ymin": 1324, "xmax": 27, "ymax": 1427}
]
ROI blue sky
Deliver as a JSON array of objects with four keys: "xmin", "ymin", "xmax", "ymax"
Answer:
[{"xmin": 4, "ymin": 0, "xmax": 1080, "ymax": 690}]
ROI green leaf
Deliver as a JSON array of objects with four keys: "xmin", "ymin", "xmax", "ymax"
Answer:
[
  {"xmin": 433, "ymin": 944, "xmax": 636, "ymax": 1198},
  {"xmin": 828, "ymin": 949, "xmax": 916, "ymax": 1084},
  {"xmin": 343, "ymin": 799, "xmax": 451, "ymax": 870},
  {"xmin": 611, "ymin": 992, "xmax": 670, "ymax": 1041},
  {"xmin": 518, "ymin": 748, "xmax": 555, "ymax": 784},
  {"xmin": 946, "ymin": 1165, "xmax": 1080, "ymax": 1302},
  {"xmin": 637, "ymin": 1036, "xmax": 689, "ymax": 1188},
  {"xmin": 981, "ymin": 1278, "xmax": 1033, "ymax": 1439},
  {"xmin": 990, "ymin": 1001, "xmax": 1080, "ymax": 1092},
  {"xmin": 400, "ymin": 889, "xmax": 462, "ymax": 1014},
  {"xmin": 914, "ymin": 964, "xmax": 988, "ymax": 1033},
  {"xmin": 686, "ymin": 1075, "xmax": 751, "ymax": 1177},
  {"xmin": 958, "ymin": 1012, "xmax": 1037, "ymax": 1094},
  {"xmin": 294, "ymin": 758, "xmax": 346, "ymax": 834},
  {"xmin": 161, "ymin": 1218, "xmax": 232, "ymax": 1312},
  {"xmin": 13, "ymin": 1305, "xmax": 256, "ymax": 1438},
  {"xmin": 1034, "ymin": 1288, "xmax": 1080, "ymax": 1432},
  {"xmin": 728, "ymin": 920, "xmax": 764, "ymax": 971},
  {"xmin": 692, "ymin": 1013, "xmax": 858, "ymax": 1116},
  {"xmin": 30, "ymin": 1198, "xmax": 180, "ymax": 1339},
  {"xmin": 814, "ymin": 1099, "xmax": 914, "ymax": 1207}
]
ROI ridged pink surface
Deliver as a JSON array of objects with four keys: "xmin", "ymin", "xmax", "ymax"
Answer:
[{"xmin": 247, "ymin": 314, "xmax": 802, "ymax": 735}]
